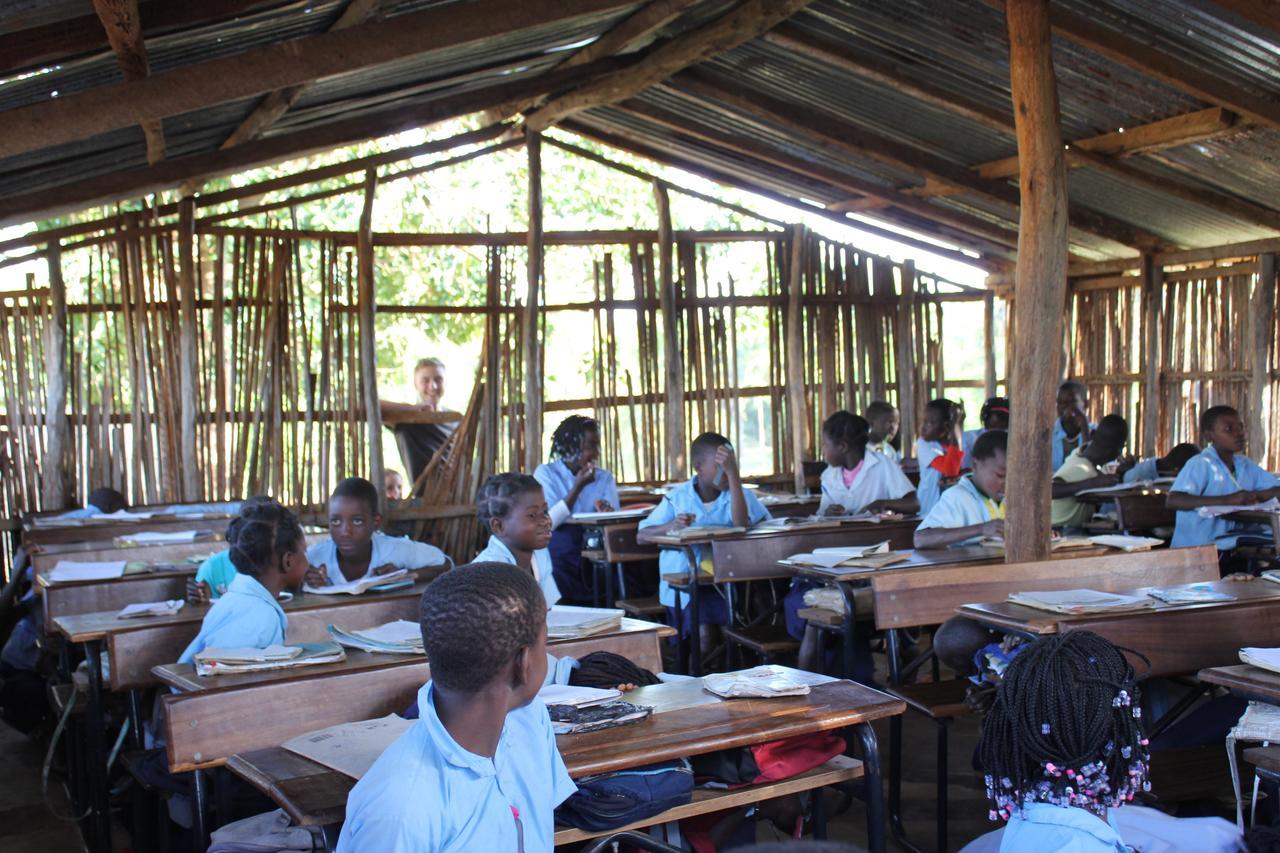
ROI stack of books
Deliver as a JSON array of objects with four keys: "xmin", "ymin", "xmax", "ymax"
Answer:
[
  {"xmin": 193, "ymin": 641, "xmax": 345, "ymax": 676},
  {"xmin": 702, "ymin": 665, "xmax": 813, "ymax": 698},
  {"xmin": 780, "ymin": 541, "xmax": 905, "ymax": 572},
  {"xmin": 547, "ymin": 606, "xmax": 624, "ymax": 639},
  {"xmin": 328, "ymin": 620, "xmax": 425, "ymax": 655},
  {"xmin": 1006, "ymin": 588, "xmax": 1154, "ymax": 615}
]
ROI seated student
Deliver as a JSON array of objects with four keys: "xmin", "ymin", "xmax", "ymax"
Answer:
[
  {"xmin": 1167, "ymin": 405, "xmax": 1280, "ymax": 552},
  {"xmin": 473, "ymin": 473, "xmax": 562, "ymax": 609},
  {"xmin": 916, "ymin": 398, "xmax": 966, "ymax": 516},
  {"xmin": 188, "ymin": 495, "xmax": 273, "ymax": 603},
  {"xmin": 818, "ymin": 411, "xmax": 918, "ymax": 517},
  {"xmin": 178, "ymin": 499, "xmax": 310, "ymax": 664},
  {"xmin": 1122, "ymin": 442, "xmax": 1199, "ymax": 485},
  {"xmin": 1050, "ymin": 414, "xmax": 1135, "ymax": 530},
  {"xmin": 961, "ymin": 630, "xmax": 1241, "ymax": 853},
  {"xmin": 914, "ymin": 429, "xmax": 1007, "ymax": 550},
  {"xmin": 1052, "ymin": 381, "xmax": 1095, "ymax": 471},
  {"xmin": 337, "ymin": 562, "xmax": 575, "ymax": 852},
  {"xmin": 865, "ymin": 400, "xmax": 902, "ymax": 465},
  {"xmin": 638, "ymin": 433, "xmax": 770, "ymax": 649},
  {"xmin": 534, "ymin": 415, "xmax": 620, "ymax": 603},
  {"xmin": 305, "ymin": 477, "xmax": 449, "ymax": 587},
  {"xmin": 56, "ymin": 486, "xmax": 127, "ymax": 519},
  {"xmin": 963, "ymin": 396, "xmax": 1009, "ymax": 466}
]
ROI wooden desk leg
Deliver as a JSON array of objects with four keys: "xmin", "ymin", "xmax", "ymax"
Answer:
[
  {"xmin": 684, "ymin": 547, "xmax": 703, "ymax": 677},
  {"xmin": 82, "ymin": 639, "xmax": 113, "ymax": 853},
  {"xmin": 854, "ymin": 722, "xmax": 887, "ymax": 853}
]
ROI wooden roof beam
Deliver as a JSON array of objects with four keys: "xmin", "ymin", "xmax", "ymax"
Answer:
[
  {"xmin": 0, "ymin": 57, "xmax": 622, "ymax": 227},
  {"xmin": 523, "ymin": 0, "xmax": 816, "ymax": 132},
  {"xmin": 980, "ymin": 0, "xmax": 1280, "ymax": 130},
  {"xmin": 92, "ymin": 0, "xmax": 166, "ymax": 164},
  {"xmin": 0, "ymin": 0, "xmax": 634, "ymax": 161},
  {"xmin": 674, "ymin": 69, "xmax": 1173, "ymax": 251}
]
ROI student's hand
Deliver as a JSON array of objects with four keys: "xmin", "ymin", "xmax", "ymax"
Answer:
[
  {"xmin": 671, "ymin": 513, "xmax": 696, "ymax": 531},
  {"xmin": 304, "ymin": 565, "xmax": 329, "ymax": 587},
  {"xmin": 1224, "ymin": 572, "xmax": 1256, "ymax": 582},
  {"xmin": 1064, "ymin": 407, "xmax": 1090, "ymax": 438},
  {"xmin": 713, "ymin": 444, "xmax": 740, "ymax": 481},
  {"xmin": 186, "ymin": 579, "xmax": 211, "ymax": 605},
  {"xmin": 573, "ymin": 462, "xmax": 598, "ymax": 490},
  {"xmin": 1092, "ymin": 473, "xmax": 1120, "ymax": 488},
  {"xmin": 1115, "ymin": 454, "xmax": 1137, "ymax": 477},
  {"xmin": 371, "ymin": 563, "xmax": 400, "ymax": 576},
  {"xmin": 824, "ymin": 504, "xmax": 846, "ymax": 517},
  {"xmin": 980, "ymin": 519, "xmax": 1005, "ymax": 538},
  {"xmin": 1226, "ymin": 491, "xmax": 1257, "ymax": 506},
  {"xmin": 594, "ymin": 499, "xmax": 614, "ymax": 513},
  {"xmin": 615, "ymin": 683, "xmax": 639, "ymax": 692}
]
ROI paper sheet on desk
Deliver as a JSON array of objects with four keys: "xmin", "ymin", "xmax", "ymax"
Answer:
[
  {"xmin": 119, "ymin": 530, "xmax": 205, "ymax": 544},
  {"xmin": 92, "ymin": 509, "xmax": 157, "ymax": 521},
  {"xmin": 570, "ymin": 508, "xmax": 649, "ymax": 522},
  {"xmin": 1007, "ymin": 588, "xmax": 1155, "ymax": 614},
  {"xmin": 1241, "ymin": 648, "xmax": 1280, "ymax": 676},
  {"xmin": 48, "ymin": 560, "xmax": 127, "ymax": 582},
  {"xmin": 702, "ymin": 665, "xmax": 822, "ymax": 698},
  {"xmin": 283, "ymin": 714, "xmax": 413, "ymax": 780},
  {"xmin": 1089, "ymin": 534, "xmax": 1166, "ymax": 552},
  {"xmin": 117, "ymin": 600, "xmax": 184, "ymax": 618},
  {"xmin": 1199, "ymin": 498, "xmax": 1280, "ymax": 518}
]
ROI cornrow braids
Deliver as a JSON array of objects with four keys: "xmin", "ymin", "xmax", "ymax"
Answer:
[
  {"xmin": 419, "ymin": 561, "xmax": 544, "ymax": 693},
  {"xmin": 549, "ymin": 415, "xmax": 598, "ymax": 461},
  {"xmin": 822, "ymin": 411, "xmax": 870, "ymax": 452},
  {"xmin": 226, "ymin": 497, "xmax": 306, "ymax": 579},
  {"xmin": 476, "ymin": 473, "xmax": 543, "ymax": 528},
  {"xmin": 978, "ymin": 630, "xmax": 1150, "ymax": 822}
]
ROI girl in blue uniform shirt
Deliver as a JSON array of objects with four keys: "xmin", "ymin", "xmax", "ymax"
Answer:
[
  {"xmin": 534, "ymin": 415, "xmax": 620, "ymax": 604},
  {"xmin": 916, "ymin": 398, "xmax": 965, "ymax": 516},
  {"xmin": 473, "ymin": 473, "xmax": 562, "ymax": 610},
  {"xmin": 1167, "ymin": 405, "xmax": 1280, "ymax": 555},
  {"xmin": 638, "ymin": 432, "xmax": 770, "ymax": 654},
  {"xmin": 178, "ymin": 499, "xmax": 310, "ymax": 664}
]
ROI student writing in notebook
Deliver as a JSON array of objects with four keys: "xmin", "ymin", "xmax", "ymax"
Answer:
[
  {"xmin": 305, "ymin": 477, "xmax": 449, "ymax": 587},
  {"xmin": 638, "ymin": 432, "xmax": 770, "ymax": 652},
  {"xmin": 1166, "ymin": 405, "xmax": 1280, "ymax": 553},
  {"xmin": 473, "ymin": 473, "xmax": 562, "ymax": 609},
  {"xmin": 817, "ymin": 410, "xmax": 918, "ymax": 518},
  {"xmin": 916, "ymin": 398, "xmax": 966, "ymax": 516},
  {"xmin": 1050, "ymin": 414, "xmax": 1135, "ymax": 531},
  {"xmin": 178, "ymin": 499, "xmax": 310, "ymax": 664},
  {"xmin": 534, "ymin": 415, "xmax": 620, "ymax": 604},
  {"xmin": 914, "ymin": 429, "xmax": 1007, "ymax": 549},
  {"xmin": 337, "ymin": 562, "xmax": 576, "ymax": 853}
]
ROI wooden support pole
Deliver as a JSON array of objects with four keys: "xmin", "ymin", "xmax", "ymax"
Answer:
[
  {"xmin": 1003, "ymin": 0, "xmax": 1070, "ymax": 564},
  {"xmin": 984, "ymin": 290, "xmax": 997, "ymax": 397},
  {"xmin": 178, "ymin": 198, "xmax": 199, "ymax": 500},
  {"xmin": 785, "ymin": 226, "xmax": 809, "ymax": 494},
  {"xmin": 1251, "ymin": 253, "xmax": 1277, "ymax": 464},
  {"xmin": 654, "ymin": 181, "xmax": 686, "ymax": 478},
  {"xmin": 897, "ymin": 260, "xmax": 918, "ymax": 448},
  {"xmin": 523, "ymin": 129, "xmax": 545, "ymax": 471},
  {"xmin": 92, "ymin": 0, "xmax": 166, "ymax": 164},
  {"xmin": 1141, "ymin": 255, "xmax": 1162, "ymax": 456},
  {"xmin": 41, "ymin": 242, "xmax": 69, "ymax": 509},
  {"xmin": 356, "ymin": 168, "xmax": 385, "ymax": 506}
]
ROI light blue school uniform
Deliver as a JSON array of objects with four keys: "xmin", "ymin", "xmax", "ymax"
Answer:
[
  {"xmin": 916, "ymin": 438, "xmax": 946, "ymax": 517},
  {"xmin": 994, "ymin": 803, "xmax": 1127, "ymax": 852},
  {"xmin": 1123, "ymin": 457, "xmax": 1160, "ymax": 484},
  {"xmin": 534, "ymin": 459, "xmax": 620, "ymax": 527},
  {"xmin": 473, "ymin": 535, "xmax": 561, "ymax": 609},
  {"xmin": 337, "ymin": 681, "xmax": 577, "ymax": 853},
  {"xmin": 916, "ymin": 475, "xmax": 1003, "ymax": 547},
  {"xmin": 962, "ymin": 428, "xmax": 984, "ymax": 467},
  {"xmin": 1170, "ymin": 446, "xmax": 1280, "ymax": 548},
  {"xmin": 640, "ymin": 478, "xmax": 771, "ymax": 609},
  {"xmin": 162, "ymin": 501, "xmax": 243, "ymax": 515},
  {"xmin": 178, "ymin": 573, "xmax": 286, "ymax": 664},
  {"xmin": 307, "ymin": 531, "xmax": 449, "ymax": 581},
  {"xmin": 195, "ymin": 551, "xmax": 238, "ymax": 599},
  {"xmin": 1052, "ymin": 420, "xmax": 1095, "ymax": 471}
]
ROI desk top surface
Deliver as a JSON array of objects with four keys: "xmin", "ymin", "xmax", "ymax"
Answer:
[{"xmin": 1198, "ymin": 663, "xmax": 1280, "ymax": 702}]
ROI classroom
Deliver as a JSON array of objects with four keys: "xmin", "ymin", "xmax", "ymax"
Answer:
[{"xmin": 0, "ymin": 1, "xmax": 1278, "ymax": 852}]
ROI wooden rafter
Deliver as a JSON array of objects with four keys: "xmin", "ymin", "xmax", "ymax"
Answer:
[
  {"xmin": 92, "ymin": 0, "xmax": 166, "ymax": 164},
  {"xmin": 0, "ymin": 0, "xmax": 633, "ymax": 161},
  {"xmin": 674, "ymin": 69, "xmax": 1171, "ymax": 250},
  {"xmin": 0, "ymin": 58, "xmax": 622, "ymax": 227},
  {"xmin": 524, "ymin": 0, "xmax": 815, "ymax": 132}
]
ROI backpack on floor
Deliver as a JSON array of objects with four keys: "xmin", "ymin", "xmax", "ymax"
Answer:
[{"xmin": 689, "ymin": 732, "xmax": 846, "ymax": 788}]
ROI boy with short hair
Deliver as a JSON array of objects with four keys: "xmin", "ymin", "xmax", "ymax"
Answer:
[
  {"xmin": 1167, "ymin": 405, "xmax": 1280, "ymax": 549},
  {"xmin": 1123, "ymin": 442, "xmax": 1199, "ymax": 484},
  {"xmin": 638, "ymin": 432, "xmax": 770, "ymax": 648},
  {"xmin": 1050, "ymin": 414, "xmax": 1134, "ymax": 530},
  {"xmin": 337, "ymin": 562, "xmax": 576, "ymax": 852},
  {"xmin": 864, "ymin": 400, "xmax": 902, "ymax": 465},
  {"xmin": 1052, "ymin": 381, "xmax": 1094, "ymax": 471},
  {"xmin": 914, "ymin": 430, "xmax": 1007, "ymax": 549}
]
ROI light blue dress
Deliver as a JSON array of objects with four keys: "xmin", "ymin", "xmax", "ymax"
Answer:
[
  {"xmin": 1170, "ymin": 446, "xmax": 1280, "ymax": 548},
  {"xmin": 337, "ymin": 682, "xmax": 577, "ymax": 853},
  {"xmin": 992, "ymin": 803, "xmax": 1128, "ymax": 852},
  {"xmin": 178, "ymin": 573, "xmax": 286, "ymax": 664},
  {"xmin": 639, "ymin": 478, "xmax": 771, "ymax": 610},
  {"xmin": 534, "ymin": 459, "xmax": 620, "ymax": 528}
]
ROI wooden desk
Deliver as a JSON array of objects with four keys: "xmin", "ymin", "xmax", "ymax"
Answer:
[
  {"xmin": 226, "ymin": 675, "xmax": 906, "ymax": 853},
  {"xmin": 758, "ymin": 494, "xmax": 823, "ymax": 519},
  {"xmin": 958, "ymin": 579, "xmax": 1280, "ymax": 678},
  {"xmin": 1199, "ymin": 664, "xmax": 1280, "ymax": 705},
  {"xmin": 30, "ymin": 536, "xmax": 222, "ymax": 576},
  {"xmin": 564, "ymin": 515, "xmax": 657, "ymax": 608},
  {"xmin": 23, "ymin": 514, "xmax": 234, "ymax": 547},
  {"xmin": 1226, "ymin": 509, "xmax": 1280, "ymax": 545}
]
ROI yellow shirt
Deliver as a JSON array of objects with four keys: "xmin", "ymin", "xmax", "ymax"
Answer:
[{"xmin": 1050, "ymin": 448, "xmax": 1098, "ymax": 528}]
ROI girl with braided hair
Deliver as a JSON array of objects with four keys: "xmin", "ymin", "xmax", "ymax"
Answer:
[
  {"xmin": 178, "ymin": 498, "xmax": 309, "ymax": 664},
  {"xmin": 473, "ymin": 473, "xmax": 562, "ymax": 610},
  {"xmin": 533, "ymin": 415, "xmax": 621, "ymax": 603}
]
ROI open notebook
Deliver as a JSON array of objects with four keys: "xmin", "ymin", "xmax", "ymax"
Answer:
[
  {"xmin": 780, "ymin": 541, "xmax": 905, "ymax": 571},
  {"xmin": 1007, "ymin": 588, "xmax": 1155, "ymax": 615},
  {"xmin": 328, "ymin": 620, "xmax": 424, "ymax": 654},
  {"xmin": 304, "ymin": 569, "xmax": 410, "ymax": 596}
]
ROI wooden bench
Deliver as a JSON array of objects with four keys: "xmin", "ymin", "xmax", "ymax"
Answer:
[
  {"xmin": 722, "ymin": 623, "xmax": 800, "ymax": 667},
  {"xmin": 618, "ymin": 596, "xmax": 666, "ymax": 620}
]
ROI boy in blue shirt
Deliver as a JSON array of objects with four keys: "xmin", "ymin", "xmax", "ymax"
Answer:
[
  {"xmin": 1167, "ymin": 405, "xmax": 1280, "ymax": 551},
  {"xmin": 1052, "ymin": 381, "xmax": 1095, "ymax": 471},
  {"xmin": 915, "ymin": 430, "xmax": 1007, "ymax": 549},
  {"xmin": 534, "ymin": 415, "xmax": 620, "ymax": 603},
  {"xmin": 338, "ymin": 562, "xmax": 576, "ymax": 852},
  {"xmin": 1121, "ymin": 442, "xmax": 1198, "ymax": 485},
  {"xmin": 638, "ymin": 432, "xmax": 770, "ymax": 650}
]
